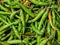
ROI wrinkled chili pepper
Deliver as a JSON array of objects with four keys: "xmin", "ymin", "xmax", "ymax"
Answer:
[
  {"xmin": 26, "ymin": 2, "xmax": 32, "ymax": 7},
  {"xmin": 0, "ymin": 0, "xmax": 2, "ymax": 2}
]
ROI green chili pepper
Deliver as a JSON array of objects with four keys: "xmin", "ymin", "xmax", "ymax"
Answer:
[
  {"xmin": 38, "ymin": 8, "xmax": 49, "ymax": 30},
  {"xmin": 0, "ymin": 22, "xmax": 3, "ymax": 26},
  {"xmin": 0, "ymin": 41, "xmax": 10, "ymax": 45},
  {"xmin": 19, "ymin": 3, "xmax": 35, "ymax": 17},
  {"xmin": 0, "ymin": 11, "xmax": 11, "ymax": 15},
  {"xmin": 0, "ymin": 15, "xmax": 7, "ymax": 20},
  {"xmin": 0, "ymin": 19, "xmax": 19, "ymax": 31},
  {"xmin": 25, "ymin": 14, "xmax": 29, "ymax": 22},
  {"xmin": 29, "ymin": 40, "xmax": 36, "ymax": 45},
  {"xmin": 0, "ymin": 34, "xmax": 5, "ymax": 39},
  {"xmin": 18, "ymin": 23, "xmax": 21, "ymax": 32},
  {"xmin": 47, "ymin": 41, "xmax": 51, "ymax": 45},
  {"xmin": 35, "ymin": 21, "xmax": 38, "ymax": 29},
  {"xmin": 40, "ymin": 39, "xmax": 48, "ymax": 45},
  {"xmin": 20, "ymin": 9, "xmax": 25, "ymax": 28},
  {"xmin": 0, "ymin": 5, "xmax": 9, "ymax": 12},
  {"xmin": 58, "ymin": 30, "xmax": 60, "ymax": 42},
  {"xmin": 12, "ymin": 26, "xmax": 20, "ymax": 39},
  {"xmin": 37, "ymin": 36, "xmax": 41, "ymax": 45},
  {"xmin": 29, "ymin": 0, "xmax": 49, "ymax": 5},
  {"xmin": 47, "ymin": 22, "xmax": 51, "ymax": 36},
  {"xmin": 20, "ymin": 9, "xmax": 25, "ymax": 33},
  {"xmin": 0, "ymin": 0, "xmax": 60, "ymax": 44},
  {"xmin": 0, "ymin": 23, "xmax": 13, "ymax": 31},
  {"xmin": 2, "ymin": 42, "xmax": 10, "ymax": 45},
  {"xmin": 31, "ymin": 23, "xmax": 40, "ymax": 34},
  {"xmin": 56, "ymin": 20, "xmax": 60, "ymax": 28},
  {"xmin": 40, "ymin": 27, "xmax": 45, "ymax": 35},
  {"xmin": 10, "ymin": 10, "xmax": 20, "ymax": 19},
  {"xmin": 0, "ymin": 19, "xmax": 10, "ymax": 36},
  {"xmin": 1, "ymin": 33, "xmax": 11, "ymax": 41},
  {"xmin": 0, "ymin": 17, "xmax": 8, "ymax": 24},
  {"xmin": 8, "ymin": 35, "xmax": 13, "ymax": 41},
  {"xmin": 0, "ymin": 29, "xmax": 8, "ymax": 35},
  {"xmin": 7, "ymin": 40, "xmax": 22, "ymax": 44},
  {"xmin": 52, "ymin": 10, "xmax": 55, "ymax": 25},
  {"xmin": 15, "ymin": 15, "xmax": 20, "ymax": 19},
  {"xmin": 7, "ymin": 18, "xmax": 20, "ymax": 39},
  {"xmin": 28, "ymin": 8, "xmax": 46, "ymax": 23},
  {"xmin": 48, "ymin": 29, "xmax": 55, "ymax": 40}
]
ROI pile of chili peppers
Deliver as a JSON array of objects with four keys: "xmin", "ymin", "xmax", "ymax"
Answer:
[{"xmin": 0, "ymin": 0, "xmax": 60, "ymax": 45}]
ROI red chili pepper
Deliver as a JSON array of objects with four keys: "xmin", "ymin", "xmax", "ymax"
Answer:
[
  {"xmin": 26, "ymin": 2, "xmax": 32, "ymax": 7},
  {"xmin": 0, "ymin": 0, "xmax": 2, "ymax": 2},
  {"xmin": 21, "ymin": 0, "xmax": 26, "ymax": 4}
]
